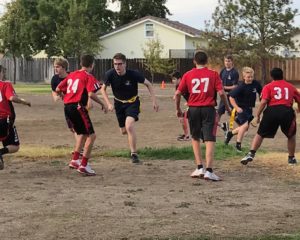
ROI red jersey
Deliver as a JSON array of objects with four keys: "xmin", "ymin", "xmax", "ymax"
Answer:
[
  {"xmin": 58, "ymin": 70, "xmax": 100, "ymax": 104},
  {"xmin": 177, "ymin": 67, "xmax": 223, "ymax": 107},
  {"xmin": 261, "ymin": 80, "xmax": 300, "ymax": 107},
  {"xmin": 0, "ymin": 81, "xmax": 16, "ymax": 118}
]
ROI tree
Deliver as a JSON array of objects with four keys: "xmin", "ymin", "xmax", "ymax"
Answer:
[
  {"xmin": 111, "ymin": 0, "xmax": 171, "ymax": 27},
  {"xmin": 0, "ymin": 0, "xmax": 34, "ymax": 83},
  {"xmin": 142, "ymin": 38, "xmax": 175, "ymax": 83},
  {"xmin": 206, "ymin": 0, "xmax": 297, "ymax": 84}
]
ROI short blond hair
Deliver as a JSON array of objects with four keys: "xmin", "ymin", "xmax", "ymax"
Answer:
[
  {"xmin": 54, "ymin": 57, "xmax": 69, "ymax": 70},
  {"xmin": 242, "ymin": 67, "xmax": 254, "ymax": 76}
]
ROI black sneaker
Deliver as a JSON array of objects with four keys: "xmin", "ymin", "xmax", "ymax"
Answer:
[
  {"xmin": 236, "ymin": 144, "xmax": 242, "ymax": 152},
  {"xmin": 221, "ymin": 122, "xmax": 229, "ymax": 132},
  {"xmin": 288, "ymin": 156, "xmax": 297, "ymax": 165},
  {"xmin": 0, "ymin": 153, "xmax": 4, "ymax": 170},
  {"xmin": 224, "ymin": 131, "xmax": 233, "ymax": 145},
  {"xmin": 131, "ymin": 153, "xmax": 141, "ymax": 164},
  {"xmin": 241, "ymin": 152, "xmax": 254, "ymax": 165}
]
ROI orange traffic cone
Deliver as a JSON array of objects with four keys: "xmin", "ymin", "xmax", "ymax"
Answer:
[{"xmin": 161, "ymin": 80, "xmax": 166, "ymax": 89}]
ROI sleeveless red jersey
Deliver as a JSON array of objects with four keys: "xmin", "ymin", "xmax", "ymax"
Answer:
[
  {"xmin": 0, "ymin": 81, "xmax": 16, "ymax": 118},
  {"xmin": 177, "ymin": 67, "xmax": 223, "ymax": 107},
  {"xmin": 261, "ymin": 80, "xmax": 300, "ymax": 107},
  {"xmin": 57, "ymin": 70, "xmax": 100, "ymax": 104}
]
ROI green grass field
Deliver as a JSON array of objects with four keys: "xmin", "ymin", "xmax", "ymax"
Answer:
[{"xmin": 14, "ymin": 83, "xmax": 51, "ymax": 94}]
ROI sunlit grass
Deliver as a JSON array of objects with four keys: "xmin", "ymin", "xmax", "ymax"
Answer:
[{"xmin": 14, "ymin": 83, "xmax": 51, "ymax": 94}]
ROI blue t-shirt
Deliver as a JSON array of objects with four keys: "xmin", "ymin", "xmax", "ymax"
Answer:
[
  {"xmin": 229, "ymin": 80, "xmax": 262, "ymax": 108},
  {"xmin": 104, "ymin": 69, "xmax": 145, "ymax": 100},
  {"xmin": 220, "ymin": 68, "xmax": 239, "ymax": 92}
]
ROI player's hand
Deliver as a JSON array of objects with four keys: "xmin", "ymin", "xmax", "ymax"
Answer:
[
  {"xmin": 101, "ymin": 104, "xmax": 108, "ymax": 114},
  {"xmin": 236, "ymin": 107, "xmax": 243, "ymax": 113},
  {"xmin": 27, "ymin": 102, "xmax": 31, "ymax": 107},
  {"xmin": 176, "ymin": 109, "xmax": 183, "ymax": 118},
  {"xmin": 108, "ymin": 103, "xmax": 114, "ymax": 112},
  {"xmin": 153, "ymin": 102, "xmax": 159, "ymax": 112}
]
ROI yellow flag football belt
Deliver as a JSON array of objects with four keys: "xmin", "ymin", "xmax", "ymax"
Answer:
[
  {"xmin": 114, "ymin": 96, "xmax": 138, "ymax": 103},
  {"xmin": 229, "ymin": 108, "xmax": 236, "ymax": 130}
]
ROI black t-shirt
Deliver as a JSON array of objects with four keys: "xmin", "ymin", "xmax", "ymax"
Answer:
[
  {"xmin": 104, "ymin": 69, "xmax": 145, "ymax": 100},
  {"xmin": 51, "ymin": 74, "xmax": 89, "ymax": 106},
  {"xmin": 229, "ymin": 80, "xmax": 262, "ymax": 108}
]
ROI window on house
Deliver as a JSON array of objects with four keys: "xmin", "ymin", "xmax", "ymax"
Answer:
[{"xmin": 145, "ymin": 23, "xmax": 154, "ymax": 37}]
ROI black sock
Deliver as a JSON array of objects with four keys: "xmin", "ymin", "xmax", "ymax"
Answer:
[
  {"xmin": 288, "ymin": 155, "xmax": 294, "ymax": 159},
  {"xmin": 206, "ymin": 168, "xmax": 213, "ymax": 173},
  {"xmin": 197, "ymin": 164, "xmax": 203, "ymax": 169},
  {"xmin": 236, "ymin": 142, "xmax": 241, "ymax": 147},
  {"xmin": 250, "ymin": 150, "xmax": 256, "ymax": 155},
  {"xmin": 0, "ymin": 147, "xmax": 9, "ymax": 155}
]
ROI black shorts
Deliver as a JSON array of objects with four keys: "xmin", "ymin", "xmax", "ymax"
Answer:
[
  {"xmin": 235, "ymin": 107, "xmax": 254, "ymax": 125},
  {"xmin": 188, "ymin": 106, "xmax": 217, "ymax": 142},
  {"xmin": 114, "ymin": 98, "xmax": 140, "ymax": 128},
  {"xmin": 64, "ymin": 103, "xmax": 95, "ymax": 135},
  {"xmin": 0, "ymin": 118, "xmax": 20, "ymax": 146},
  {"xmin": 258, "ymin": 105, "xmax": 296, "ymax": 138}
]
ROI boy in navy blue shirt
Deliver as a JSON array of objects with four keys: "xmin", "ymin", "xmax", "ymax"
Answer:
[{"xmin": 225, "ymin": 67, "xmax": 262, "ymax": 151}]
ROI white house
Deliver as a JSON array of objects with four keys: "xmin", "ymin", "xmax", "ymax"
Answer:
[{"xmin": 98, "ymin": 15, "xmax": 207, "ymax": 59}]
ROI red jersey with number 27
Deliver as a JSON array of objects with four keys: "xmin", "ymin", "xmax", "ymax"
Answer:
[
  {"xmin": 58, "ymin": 70, "xmax": 100, "ymax": 104},
  {"xmin": 177, "ymin": 67, "xmax": 223, "ymax": 107},
  {"xmin": 261, "ymin": 80, "xmax": 300, "ymax": 107},
  {"xmin": 0, "ymin": 81, "xmax": 16, "ymax": 118}
]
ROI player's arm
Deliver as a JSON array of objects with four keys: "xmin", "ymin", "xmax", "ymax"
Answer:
[
  {"xmin": 100, "ymin": 84, "xmax": 113, "ymax": 111},
  {"xmin": 174, "ymin": 89, "xmax": 183, "ymax": 118},
  {"xmin": 10, "ymin": 96, "xmax": 31, "ymax": 107},
  {"xmin": 143, "ymin": 79, "xmax": 159, "ymax": 112},
  {"xmin": 88, "ymin": 91, "xmax": 107, "ymax": 113},
  {"xmin": 52, "ymin": 91, "xmax": 62, "ymax": 102},
  {"xmin": 218, "ymin": 90, "xmax": 231, "ymax": 114},
  {"xmin": 255, "ymin": 99, "xmax": 268, "ymax": 123},
  {"xmin": 229, "ymin": 96, "xmax": 242, "ymax": 113}
]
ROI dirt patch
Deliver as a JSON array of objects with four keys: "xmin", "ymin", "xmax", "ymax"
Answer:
[{"xmin": 0, "ymin": 85, "xmax": 299, "ymax": 239}]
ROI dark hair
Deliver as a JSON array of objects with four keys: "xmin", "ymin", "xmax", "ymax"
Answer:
[
  {"xmin": 270, "ymin": 67, "xmax": 283, "ymax": 80},
  {"xmin": 194, "ymin": 50, "xmax": 208, "ymax": 65},
  {"xmin": 0, "ymin": 65, "xmax": 6, "ymax": 79},
  {"xmin": 171, "ymin": 71, "xmax": 181, "ymax": 79},
  {"xmin": 80, "ymin": 55, "xmax": 94, "ymax": 68},
  {"xmin": 113, "ymin": 53, "xmax": 126, "ymax": 62},
  {"xmin": 224, "ymin": 54, "xmax": 233, "ymax": 61}
]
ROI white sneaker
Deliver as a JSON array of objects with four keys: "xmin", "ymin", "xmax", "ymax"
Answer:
[
  {"xmin": 69, "ymin": 159, "xmax": 81, "ymax": 169},
  {"xmin": 190, "ymin": 168, "xmax": 205, "ymax": 178},
  {"xmin": 77, "ymin": 164, "xmax": 96, "ymax": 176},
  {"xmin": 204, "ymin": 171, "xmax": 221, "ymax": 181}
]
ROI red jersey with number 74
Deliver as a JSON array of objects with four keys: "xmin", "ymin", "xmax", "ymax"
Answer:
[
  {"xmin": 261, "ymin": 80, "xmax": 300, "ymax": 107},
  {"xmin": 177, "ymin": 67, "xmax": 223, "ymax": 107},
  {"xmin": 0, "ymin": 81, "xmax": 16, "ymax": 118},
  {"xmin": 57, "ymin": 70, "xmax": 100, "ymax": 104}
]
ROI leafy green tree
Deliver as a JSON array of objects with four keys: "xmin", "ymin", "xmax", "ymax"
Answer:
[
  {"xmin": 142, "ymin": 38, "xmax": 175, "ymax": 83},
  {"xmin": 206, "ymin": 0, "xmax": 298, "ymax": 84},
  {"xmin": 0, "ymin": 0, "xmax": 34, "ymax": 83},
  {"xmin": 111, "ymin": 0, "xmax": 171, "ymax": 26}
]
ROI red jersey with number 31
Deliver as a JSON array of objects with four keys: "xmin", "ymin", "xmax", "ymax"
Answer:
[
  {"xmin": 177, "ymin": 67, "xmax": 223, "ymax": 107},
  {"xmin": 0, "ymin": 81, "xmax": 16, "ymax": 118},
  {"xmin": 261, "ymin": 80, "xmax": 300, "ymax": 107},
  {"xmin": 58, "ymin": 70, "xmax": 100, "ymax": 104}
]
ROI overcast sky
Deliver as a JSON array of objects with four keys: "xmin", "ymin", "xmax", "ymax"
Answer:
[{"xmin": 0, "ymin": 0, "xmax": 300, "ymax": 30}]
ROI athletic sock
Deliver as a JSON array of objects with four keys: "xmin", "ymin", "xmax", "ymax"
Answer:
[
  {"xmin": 81, "ymin": 157, "xmax": 88, "ymax": 167},
  {"xmin": 206, "ymin": 168, "xmax": 213, "ymax": 173},
  {"xmin": 197, "ymin": 164, "xmax": 203, "ymax": 169},
  {"xmin": 250, "ymin": 150, "xmax": 256, "ymax": 155},
  {"xmin": 73, "ymin": 151, "xmax": 80, "ymax": 160},
  {"xmin": 236, "ymin": 142, "xmax": 241, "ymax": 147},
  {"xmin": 0, "ymin": 147, "xmax": 9, "ymax": 155}
]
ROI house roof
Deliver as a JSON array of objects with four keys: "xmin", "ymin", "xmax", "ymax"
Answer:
[{"xmin": 100, "ymin": 15, "xmax": 203, "ymax": 39}]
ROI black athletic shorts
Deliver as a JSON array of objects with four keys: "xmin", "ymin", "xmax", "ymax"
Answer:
[
  {"xmin": 0, "ymin": 118, "xmax": 20, "ymax": 146},
  {"xmin": 188, "ymin": 106, "xmax": 217, "ymax": 142},
  {"xmin": 257, "ymin": 105, "xmax": 296, "ymax": 138},
  {"xmin": 64, "ymin": 103, "xmax": 95, "ymax": 135},
  {"xmin": 114, "ymin": 97, "xmax": 140, "ymax": 128}
]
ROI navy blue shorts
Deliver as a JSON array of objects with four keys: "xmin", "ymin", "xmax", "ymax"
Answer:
[
  {"xmin": 235, "ymin": 107, "xmax": 253, "ymax": 125},
  {"xmin": 114, "ymin": 98, "xmax": 140, "ymax": 128},
  {"xmin": 0, "ymin": 118, "xmax": 20, "ymax": 146}
]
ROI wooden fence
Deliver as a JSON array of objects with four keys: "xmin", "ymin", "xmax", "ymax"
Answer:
[{"xmin": 0, "ymin": 57, "xmax": 299, "ymax": 84}]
